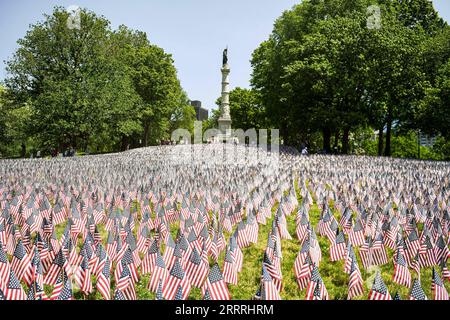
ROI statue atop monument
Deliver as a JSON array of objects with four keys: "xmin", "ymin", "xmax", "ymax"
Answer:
[{"xmin": 222, "ymin": 47, "xmax": 228, "ymax": 66}]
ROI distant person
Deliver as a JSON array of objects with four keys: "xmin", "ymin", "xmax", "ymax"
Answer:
[{"xmin": 301, "ymin": 147, "xmax": 308, "ymax": 155}]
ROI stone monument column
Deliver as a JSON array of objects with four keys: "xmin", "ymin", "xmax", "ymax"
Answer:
[{"xmin": 218, "ymin": 48, "xmax": 232, "ymax": 138}]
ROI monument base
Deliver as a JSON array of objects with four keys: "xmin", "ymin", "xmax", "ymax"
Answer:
[{"xmin": 218, "ymin": 118, "xmax": 232, "ymax": 136}]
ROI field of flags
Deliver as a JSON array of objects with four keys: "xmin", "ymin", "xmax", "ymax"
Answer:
[{"xmin": 0, "ymin": 144, "xmax": 449, "ymax": 300}]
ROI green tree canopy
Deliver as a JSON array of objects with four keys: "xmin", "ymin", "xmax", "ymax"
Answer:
[{"xmin": 3, "ymin": 6, "xmax": 194, "ymax": 156}]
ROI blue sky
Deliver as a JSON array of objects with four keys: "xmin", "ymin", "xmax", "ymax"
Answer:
[{"xmin": 0, "ymin": 0, "xmax": 449, "ymax": 111}]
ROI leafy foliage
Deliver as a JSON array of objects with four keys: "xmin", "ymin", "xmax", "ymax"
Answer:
[
  {"xmin": 249, "ymin": 0, "xmax": 449, "ymax": 157},
  {"xmin": 2, "ymin": 7, "xmax": 194, "ymax": 157}
]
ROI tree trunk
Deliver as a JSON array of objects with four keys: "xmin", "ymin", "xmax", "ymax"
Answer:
[
  {"xmin": 384, "ymin": 108, "xmax": 392, "ymax": 157},
  {"xmin": 377, "ymin": 126, "xmax": 384, "ymax": 156},
  {"xmin": 322, "ymin": 127, "xmax": 331, "ymax": 154},
  {"xmin": 143, "ymin": 122, "xmax": 149, "ymax": 147},
  {"xmin": 21, "ymin": 143, "xmax": 26, "ymax": 158},
  {"xmin": 341, "ymin": 127, "xmax": 350, "ymax": 154},
  {"xmin": 121, "ymin": 136, "xmax": 128, "ymax": 152},
  {"xmin": 280, "ymin": 120, "xmax": 288, "ymax": 145},
  {"xmin": 333, "ymin": 130, "xmax": 340, "ymax": 151}
]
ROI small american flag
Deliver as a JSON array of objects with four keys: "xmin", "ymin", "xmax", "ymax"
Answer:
[
  {"xmin": 330, "ymin": 228, "xmax": 346, "ymax": 261},
  {"xmin": 43, "ymin": 249, "xmax": 69, "ymax": 286},
  {"xmin": 294, "ymin": 239, "xmax": 312, "ymax": 291},
  {"xmin": 409, "ymin": 278, "xmax": 427, "ymax": 300},
  {"xmin": 185, "ymin": 246, "xmax": 208, "ymax": 288},
  {"xmin": 393, "ymin": 248, "xmax": 411, "ymax": 287},
  {"xmin": 347, "ymin": 257, "xmax": 363, "ymax": 299},
  {"xmin": 162, "ymin": 258, "xmax": 191, "ymax": 300},
  {"xmin": 305, "ymin": 264, "xmax": 328, "ymax": 300},
  {"xmin": 96, "ymin": 255, "xmax": 111, "ymax": 300},
  {"xmin": 11, "ymin": 239, "xmax": 32, "ymax": 281},
  {"xmin": 432, "ymin": 268, "xmax": 449, "ymax": 300},
  {"xmin": 201, "ymin": 263, "xmax": 230, "ymax": 300},
  {"xmin": 368, "ymin": 272, "xmax": 392, "ymax": 300},
  {"xmin": 260, "ymin": 264, "xmax": 281, "ymax": 300},
  {"xmin": 74, "ymin": 248, "xmax": 93, "ymax": 295},
  {"xmin": 222, "ymin": 246, "xmax": 238, "ymax": 285},
  {"xmin": 148, "ymin": 251, "xmax": 167, "ymax": 292},
  {"xmin": 4, "ymin": 269, "xmax": 26, "ymax": 300},
  {"xmin": 0, "ymin": 242, "xmax": 11, "ymax": 283},
  {"xmin": 114, "ymin": 288, "xmax": 126, "ymax": 300}
]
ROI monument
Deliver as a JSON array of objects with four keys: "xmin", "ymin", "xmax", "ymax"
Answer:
[{"xmin": 217, "ymin": 47, "xmax": 232, "ymax": 139}]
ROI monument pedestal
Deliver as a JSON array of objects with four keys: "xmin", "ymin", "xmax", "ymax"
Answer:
[{"xmin": 218, "ymin": 117, "xmax": 232, "ymax": 140}]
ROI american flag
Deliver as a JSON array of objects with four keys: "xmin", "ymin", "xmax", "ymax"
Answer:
[
  {"xmin": 4, "ymin": 269, "xmax": 26, "ymax": 300},
  {"xmin": 44, "ymin": 249, "xmax": 69, "ymax": 286},
  {"xmin": 419, "ymin": 235, "xmax": 437, "ymax": 268},
  {"xmin": 368, "ymin": 272, "xmax": 392, "ymax": 300},
  {"xmin": 347, "ymin": 258, "xmax": 363, "ymax": 299},
  {"xmin": 114, "ymin": 288, "xmax": 126, "ymax": 300},
  {"xmin": 185, "ymin": 246, "xmax": 208, "ymax": 287},
  {"xmin": 305, "ymin": 264, "xmax": 328, "ymax": 300},
  {"xmin": 260, "ymin": 264, "xmax": 281, "ymax": 300},
  {"xmin": 148, "ymin": 251, "xmax": 167, "ymax": 292},
  {"xmin": 441, "ymin": 260, "xmax": 450, "ymax": 282},
  {"xmin": 115, "ymin": 261, "xmax": 137, "ymax": 300},
  {"xmin": 201, "ymin": 263, "xmax": 230, "ymax": 300},
  {"xmin": 405, "ymin": 229, "xmax": 421, "ymax": 261},
  {"xmin": 435, "ymin": 235, "xmax": 449, "ymax": 266},
  {"xmin": 432, "ymin": 268, "xmax": 449, "ymax": 300},
  {"xmin": 162, "ymin": 258, "xmax": 191, "ymax": 300},
  {"xmin": 23, "ymin": 246, "xmax": 43, "ymax": 288},
  {"xmin": 409, "ymin": 278, "xmax": 427, "ymax": 300},
  {"xmin": 295, "ymin": 209, "xmax": 309, "ymax": 244},
  {"xmin": 74, "ymin": 248, "xmax": 93, "ymax": 295},
  {"xmin": 0, "ymin": 223, "xmax": 7, "ymax": 252},
  {"xmin": 96, "ymin": 255, "xmax": 111, "ymax": 300},
  {"xmin": 360, "ymin": 236, "xmax": 388, "ymax": 269},
  {"xmin": 141, "ymin": 239, "xmax": 159, "ymax": 275},
  {"xmin": 27, "ymin": 280, "xmax": 47, "ymax": 300},
  {"xmin": 11, "ymin": 239, "xmax": 32, "ymax": 281},
  {"xmin": 0, "ymin": 242, "xmax": 11, "ymax": 282},
  {"xmin": 392, "ymin": 248, "xmax": 411, "ymax": 287},
  {"xmin": 330, "ymin": 228, "xmax": 346, "ymax": 261},
  {"xmin": 222, "ymin": 246, "xmax": 238, "ymax": 285},
  {"xmin": 294, "ymin": 239, "xmax": 312, "ymax": 291},
  {"xmin": 155, "ymin": 279, "xmax": 164, "ymax": 300},
  {"xmin": 229, "ymin": 235, "xmax": 243, "ymax": 272},
  {"xmin": 122, "ymin": 247, "xmax": 139, "ymax": 284},
  {"xmin": 262, "ymin": 252, "xmax": 282, "ymax": 292}
]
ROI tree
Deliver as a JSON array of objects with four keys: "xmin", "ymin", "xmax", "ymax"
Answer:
[
  {"xmin": 215, "ymin": 87, "xmax": 265, "ymax": 131},
  {"xmin": 127, "ymin": 44, "xmax": 186, "ymax": 146},
  {"xmin": 251, "ymin": 0, "xmax": 374, "ymax": 152},
  {"xmin": 417, "ymin": 59, "xmax": 450, "ymax": 139},
  {"xmin": 169, "ymin": 91, "xmax": 196, "ymax": 135},
  {"xmin": 3, "ymin": 7, "xmax": 193, "ymax": 155},
  {"xmin": 0, "ymin": 86, "xmax": 33, "ymax": 158},
  {"xmin": 378, "ymin": 0, "xmax": 446, "ymax": 35},
  {"xmin": 250, "ymin": 0, "xmax": 439, "ymax": 156},
  {"xmin": 4, "ymin": 7, "xmax": 133, "ymax": 152}
]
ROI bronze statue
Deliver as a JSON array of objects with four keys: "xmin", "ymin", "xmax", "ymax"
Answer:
[{"xmin": 223, "ymin": 47, "xmax": 228, "ymax": 66}]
